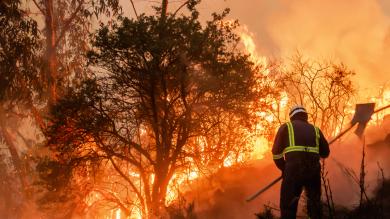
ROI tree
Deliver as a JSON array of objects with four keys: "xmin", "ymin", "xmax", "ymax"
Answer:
[
  {"xmin": 0, "ymin": 0, "xmax": 40, "ymax": 204},
  {"xmin": 1, "ymin": 1, "xmax": 121, "ymax": 217},
  {"xmin": 277, "ymin": 54, "xmax": 356, "ymax": 136},
  {"xmin": 30, "ymin": 0, "xmax": 121, "ymax": 105},
  {"xmin": 41, "ymin": 2, "xmax": 269, "ymax": 217}
]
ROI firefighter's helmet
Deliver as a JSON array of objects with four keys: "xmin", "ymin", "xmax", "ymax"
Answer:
[{"xmin": 289, "ymin": 105, "xmax": 307, "ymax": 118}]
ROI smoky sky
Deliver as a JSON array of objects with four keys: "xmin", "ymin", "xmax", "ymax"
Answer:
[{"xmin": 117, "ymin": 0, "xmax": 390, "ymax": 92}]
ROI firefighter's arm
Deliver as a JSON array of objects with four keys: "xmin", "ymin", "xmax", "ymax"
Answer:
[
  {"xmin": 272, "ymin": 124, "xmax": 287, "ymax": 171},
  {"xmin": 319, "ymin": 130, "xmax": 330, "ymax": 158}
]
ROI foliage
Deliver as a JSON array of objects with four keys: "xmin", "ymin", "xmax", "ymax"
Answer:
[
  {"xmin": 40, "ymin": 3, "xmax": 270, "ymax": 217},
  {"xmin": 30, "ymin": 0, "xmax": 121, "ymax": 101},
  {"xmin": 0, "ymin": 1, "xmax": 41, "ymax": 216},
  {"xmin": 35, "ymin": 157, "xmax": 95, "ymax": 218},
  {"xmin": 0, "ymin": 0, "xmax": 40, "ymax": 106}
]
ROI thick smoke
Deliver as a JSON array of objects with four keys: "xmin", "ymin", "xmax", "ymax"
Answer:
[
  {"xmin": 327, "ymin": 117, "xmax": 390, "ymax": 207},
  {"xmin": 197, "ymin": 0, "xmax": 390, "ymax": 89}
]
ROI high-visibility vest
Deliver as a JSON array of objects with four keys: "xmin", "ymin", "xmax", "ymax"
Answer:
[{"xmin": 273, "ymin": 122, "xmax": 320, "ymax": 160}]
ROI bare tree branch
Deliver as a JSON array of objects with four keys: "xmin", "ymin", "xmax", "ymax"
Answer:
[
  {"xmin": 109, "ymin": 157, "xmax": 146, "ymax": 211},
  {"xmin": 173, "ymin": 0, "xmax": 189, "ymax": 17},
  {"xmin": 129, "ymin": 0, "xmax": 139, "ymax": 19},
  {"xmin": 32, "ymin": 0, "xmax": 45, "ymax": 14},
  {"xmin": 93, "ymin": 188, "xmax": 131, "ymax": 216}
]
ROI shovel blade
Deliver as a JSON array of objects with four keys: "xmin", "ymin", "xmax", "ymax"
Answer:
[{"xmin": 351, "ymin": 103, "xmax": 375, "ymax": 137}]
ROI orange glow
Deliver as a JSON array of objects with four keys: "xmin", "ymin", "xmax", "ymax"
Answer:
[
  {"xmin": 223, "ymin": 156, "xmax": 233, "ymax": 167},
  {"xmin": 252, "ymin": 137, "xmax": 270, "ymax": 160},
  {"xmin": 85, "ymin": 191, "xmax": 101, "ymax": 207},
  {"xmin": 115, "ymin": 209, "xmax": 121, "ymax": 219},
  {"xmin": 165, "ymin": 168, "xmax": 200, "ymax": 205},
  {"xmin": 238, "ymin": 25, "xmax": 269, "ymax": 75},
  {"xmin": 362, "ymin": 86, "xmax": 390, "ymax": 126},
  {"xmin": 131, "ymin": 207, "xmax": 142, "ymax": 219}
]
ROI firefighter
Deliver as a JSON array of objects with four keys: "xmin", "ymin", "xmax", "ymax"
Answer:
[{"xmin": 272, "ymin": 105, "xmax": 330, "ymax": 219}]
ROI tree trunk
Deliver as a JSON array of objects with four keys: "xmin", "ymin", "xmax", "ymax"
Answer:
[
  {"xmin": 148, "ymin": 161, "xmax": 172, "ymax": 218},
  {"xmin": 44, "ymin": 0, "xmax": 58, "ymax": 105},
  {"xmin": 161, "ymin": 0, "xmax": 168, "ymax": 19},
  {"xmin": 0, "ymin": 106, "xmax": 29, "ymax": 199}
]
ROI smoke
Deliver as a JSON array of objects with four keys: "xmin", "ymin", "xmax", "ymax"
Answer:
[
  {"xmin": 326, "ymin": 119, "xmax": 390, "ymax": 207},
  {"xmin": 120, "ymin": 0, "xmax": 390, "ymax": 88},
  {"xmin": 196, "ymin": 0, "xmax": 390, "ymax": 89}
]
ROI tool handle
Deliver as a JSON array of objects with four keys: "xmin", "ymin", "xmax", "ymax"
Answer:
[
  {"xmin": 373, "ymin": 104, "xmax": 390, "ymax": 114},
  {"xmin": 328, "ymin": 123, "xmax": 356, "ymax": 145},
  {"xmin": 246, "ymin": 176, "xmax": 283, "ymax": 202}
]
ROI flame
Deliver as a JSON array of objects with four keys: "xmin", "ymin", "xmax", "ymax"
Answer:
[
  {"xmin": 237, "ymin": 24, "xmax": 277, "ymax": 161},
  {"xmin": 238, "ymin": 25, "xmax": 267, "ymax": 67},
  {"xmin": 115, "ymin": 209, "xmax": 121, "ymax": 219},
  {"xmin": 384, "ymin": 90, "xmax": 390, "ymax": 101},
  {"xmin": 362, "ymin": 85, "xmax": 390, "ymax": 126},
  {"xmin": 252, "ymin": 137, "xmax": 270, "ymax": 160},
  {"xmin": 85, "ymin": 191, "xmax": 101, "ymax": 207},
  {"xmin": 131, "ymin": 207, "xmax": 142, "ymax": 219},
  {"xmin": 165, "ymin": 169, "xmax": 200, "ymax": 205},
  {"xmin": 223, "ymin": 156, "xmax": 233, "ymax": 167}
]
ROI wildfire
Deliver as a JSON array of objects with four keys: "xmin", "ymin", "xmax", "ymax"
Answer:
[
  {"xmin": 115, "ymin": 209, "xmax": 121, "ymax": 219},
  {"xmin": 165, "ymin": 169, "xmax": 200, "ymax": 206},
  {"xmin": 238, "ymin": 24, "xmax": 277, "ymax": 161},
  {"xmin": 238, "ymin": 25, "xmax": 267, "ymax": 68},
  {"xmin": 362, "ymin": 84, "xmax": 390, "ymax": 126},
  {"xmin": 252, "ymin": 137, "xmax": 270, "ymax": 160},
  {"xmin": 82, "ymin": 18, "xmax": 390, "ymax": 219}
]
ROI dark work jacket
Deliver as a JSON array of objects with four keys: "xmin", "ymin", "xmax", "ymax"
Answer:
[{"xmin": 272, "ymin": 118, "xmax": 330, "ymax": 172}]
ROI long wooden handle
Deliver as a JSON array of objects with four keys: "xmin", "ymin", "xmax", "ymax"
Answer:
[{"xmin": 246, "ymin": 176, "xmax": 283, "ymax": 202}]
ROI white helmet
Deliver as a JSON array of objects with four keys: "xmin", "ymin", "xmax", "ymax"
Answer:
[{"xmin": 289, "ymin": 105, "xmax": 307, "ymax": 118}]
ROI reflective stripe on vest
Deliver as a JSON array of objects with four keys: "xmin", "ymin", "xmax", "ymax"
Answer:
[{"xmin": 273, "ymin": 122, "xmax": 320, "ymax": 160}]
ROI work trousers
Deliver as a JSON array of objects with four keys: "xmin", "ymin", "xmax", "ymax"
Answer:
[{"xmin": 280, "ymin": 161, "xmax": 322, "ymax": 219}]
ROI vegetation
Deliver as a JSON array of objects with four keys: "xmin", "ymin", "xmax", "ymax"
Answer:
[
  {"xmin": 275, "ymin": 54, "xmax": 356, "ymax": 136},
  {"xmin": 38, "ymin": 1, "xmax": 270, "ymax": 218},
  {"xmin": 0, "ymin": 0, "xmax": 40, "ymax": 214}
]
